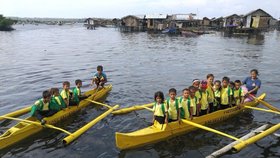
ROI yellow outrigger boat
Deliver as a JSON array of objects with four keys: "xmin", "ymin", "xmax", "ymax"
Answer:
[
  {"xmin": 115, "ymin": 93, "xmax": 266, "ymax": 150},
  {"xmin": 0, "ymin": 84, "xmax": 112, "ymax": 149}
]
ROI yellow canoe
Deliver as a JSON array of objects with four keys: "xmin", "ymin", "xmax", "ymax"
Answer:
[
  {"xmin": 0, "ymin": 84, "xmax": 112, "ymax": 150},
  {"xmin": 115, "ymin": 93, "xmax": 266, "ymax": 150}
]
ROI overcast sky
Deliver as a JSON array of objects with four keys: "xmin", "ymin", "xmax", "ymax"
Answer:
[{"xmin": 0, "ymin": 0, "xmax": 279, "ymax": 19}]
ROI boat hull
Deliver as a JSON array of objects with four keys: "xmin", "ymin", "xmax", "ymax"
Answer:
[
  {"xmin": 115, "ymin": 93, "xmax": 266, "ymax": 150},
  {"xmin": 0, "ymin": 85, "xmax": 112, "ymax": 149}
]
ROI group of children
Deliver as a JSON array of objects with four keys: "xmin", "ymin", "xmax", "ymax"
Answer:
[
  {"xmin": 153, "ymin": 74, "xmax": 246, "ymax": 124},
  {"xmin": 30, "ymin": 65, "xmax": 107, "ymax": 125}
]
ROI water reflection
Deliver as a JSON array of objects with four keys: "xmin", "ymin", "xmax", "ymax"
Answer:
[{"xmin": 247, "ymin": 34, "xmax": 265, "ymax": 45}]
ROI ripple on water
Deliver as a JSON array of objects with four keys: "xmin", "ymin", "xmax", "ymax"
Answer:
[{"xmin": 0, "ymin": 26, "xmax": 280, "ymax": 157}]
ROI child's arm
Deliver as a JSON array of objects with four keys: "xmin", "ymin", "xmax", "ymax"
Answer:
[
  {"xmin": 240, "ymin": 96, "xmax": 245, "ymax": 105},
  {"xmin": 165, "ymin": 112, "xmax": 168, "ymax": 124},
  {"xmin": 189, "ymin": 107, "xmax": 193, "ymax": 120}
]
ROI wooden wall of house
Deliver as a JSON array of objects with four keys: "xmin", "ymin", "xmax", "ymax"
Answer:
[{"xmin": 123, "ymin": 16, "xmax": 139, "ymax": 27}]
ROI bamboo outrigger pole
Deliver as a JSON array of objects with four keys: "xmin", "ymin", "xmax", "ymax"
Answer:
[
  {"xmin": 232, "ymin": 123, "xmax": 280, "ymax": 153},
  {"xmin": 63, "ymin": 104, "xmax": 119, "ymax": 145},
  {"xmin": 250, "ymin": 94, "xmax": 280, "ymax": 112},
  {"xmin": 112, "ymin": 103, "xmax": 154, "ymax": 115},
  {"xmin": 181, "ymin": 119, "xmax": 245, "ymax": 143},
  {"xmin": 0, "ymin": 115, "xmax": 72, "ymax": 135},
  {"xmin": 244, "ymin": 106, "xmax": 280, "ymax": 115},
  {"xmin": 206, "ymin": 124, "xmax": 270, "ymax": 158},
  {"xmin": 0, "ymin": 106, "xmax": 31, "ymax": 121}
]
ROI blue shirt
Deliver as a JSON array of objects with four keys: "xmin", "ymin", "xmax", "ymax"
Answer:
[
  {"xmin": 93, "ymin": 72, "xmax": 107, "ymax": 80},
  {"xmin": 243, "ymin": 77, "xmax": 261, "ymax": 94}
]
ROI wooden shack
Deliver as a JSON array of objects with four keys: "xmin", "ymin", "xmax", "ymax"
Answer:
[
  {"xmin": 120, "ymin": 15, "xmax": 146, "ymax": 32},
  {"xmin": 84, "ymin": 18, "xmax": 95, "ymax": 29},
  {"xmin": 201, "ymin": 17, "xmax": 211, "ymax": 26},
  {"xmin": 171, "ymin": 14, "xmax": 199, "ymax": 29},
  {"xmin": 145, "ymin": 14, "xmax": 167, "ymax": 31},
  {"xmin": 243, "ymin": 9, "xmax": 272, "ymax": 29},
  {"xmin": 223, "ymin": 14, "xmax": 242, "ymax": 27},
  {"xmin": 210, "ymin": 17, "xmax": 224, "ymax": 29}
]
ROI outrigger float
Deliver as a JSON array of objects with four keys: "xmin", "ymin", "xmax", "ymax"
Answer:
[
  {"xmin": 0, "ymin": 84, "xmax": 116, "ymax": 149},
  {"xmin": 114, "ymin": 93, "xmax": 280, "ymax": 156}
]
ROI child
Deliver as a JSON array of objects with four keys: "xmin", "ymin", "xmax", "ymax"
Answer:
[
  {"xmin": 220, "ymin": 77, "xmax": 233, "ymax": 109},
  {"xmin": 206, "ymin": 74, "xmax": 215, "ymax": 113},
  {"xmin": 30, "ymin": 90, "xmax": 57, "ymax": 125},
  {"xmin": 189, "ymin": 86, "xmax": 200, "ymax": 117},
  {"xmin": 72, "ymin": 79, "xmax": 88, "ymax": 105},
  {"xmin": 199, "ymin": 80, "xmax": 210, "ymax": 116},
  {"xmin": 179, "ymin": 88, "xmax": 193, "ymax": 120},
  {"xmin": 166, "ymin": 88, "xmax": 181, "ymax": 122},
  {"xmin": 214, "ymin": 80, "xmax": 222, "ymax": 111},
  {"xmin": 60, "ymin": 81, "xmax": 72, "ymax": 107},
  {"xmin": 152, "ymin": 91, "xmax": 168, "ymax": 124},
  {"xmin": 192, "ymin": 79, "xmax": 202, "ymax": 115},
  {"xmin": 233, "ymin": 80, "xmax": 245, "ymax": 106},
  {"xmin": 92, "ymin": 65, "xmax": 107, "ymax": 88},
  {"xmin": 50, "ymin": 88, "xmax": 66, "ymax": 110}
]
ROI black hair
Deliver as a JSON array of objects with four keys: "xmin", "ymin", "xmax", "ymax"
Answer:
[
  {"xmin": 188, "ymin": 86, "xmax": 196, "ymax": 92},
  {"xmin": 206, "ymin": 74, "xmax": 214, "ymax": 79},
  {"xmin": 75, "ymin": 79, "xmax": 82, "ymax": 85},
  {"xmin": 250, "ymin": 69, "xmax": 259, "ymax": 76},
  {"xmin": 63, "ymin": 81, "xmax": 70, "ymax": 86},
  {"xmin": 214, "ymin": 80, "xmax": 221, "ymax": 84},
  {"xmin": 235, "ymin": 80, "xmax": 241, "ymax": 84},
  {"xmin": 50, "ymin": 88, "xmax": 59, "ymax": 95},
  {"xmin": 42, "ymin": 90, "xmax": 51, "ymax": 98},
  {"xmin": 169, "ymin": 88, "xmax": 177, "ymax": 94},
  {"xmin": 222, "ymin": 76, "xmax": 230, "ymax": 82},
  {"xmin": 154, "ymin": 91, "xmax": 164, "ymax": 103},
  {"xmin": 182, "ymin": 88, "xmax": 190, "ymax": 92},
  {"xmin": 97, "ymin": 65, "xmax": 103, "ymax": 71}
]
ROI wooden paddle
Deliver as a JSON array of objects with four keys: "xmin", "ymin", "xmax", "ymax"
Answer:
[
  {"xmin": 249, "ymin": 94, "xmax": 280, "ymax": 112},
  {"xmin": 0, "ymin": 116, "xmax": 72, "ymax": 135}
]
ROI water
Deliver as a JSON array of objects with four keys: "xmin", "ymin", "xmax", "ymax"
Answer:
[{"xmin": 0, "ymin": 24, "xmax": 279, "ymax": 157}]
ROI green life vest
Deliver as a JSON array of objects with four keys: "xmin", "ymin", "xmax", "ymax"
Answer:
[
  {"xmin": 72, "ymin": 87, "xmax": 81, "ymax": 103},
  {"xmin": 30, "ymin": 99, "xmax": 49, "ymax": 116},
  {"xmin": 166, "ymin": 98, "xmax": 180, "ymax": 119},
  {"xmin": 153, "ymin": 102, "xmax": 166, "ymax": 117},
  {"xmin": 180, "ymin": 96, "xmax": 197, "ymax": 118}
]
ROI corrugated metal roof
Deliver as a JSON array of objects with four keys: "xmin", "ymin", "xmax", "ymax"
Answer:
[
  {"xmin": 145, "ymin": 14, "xmax": 167, "ymax": 19},
  {"xmin": 134, "ymin": 15, "xmax": 145, "ymax": 19},
  {"xmin": 172, "ymin": 14, "xmax": 197, "ymax": 20}
]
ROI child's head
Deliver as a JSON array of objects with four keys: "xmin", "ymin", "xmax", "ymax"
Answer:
[
  {"xmin": 42, "ymin": 90, "xmax": 51, "ymax": 103},
  {"xmin": 229, "ymin": 81, "xmax": 234, "ymax": 89},
  {"xmin": 63, "ymin": 81, "xmax": 70, "ymax": 91},
  {"xmin": 188, "ymin": 86, "xmax": 196, "ymax": 98},
  {"xmin": 234, "ymin": 80, "xmax": 242, "ymax": 89},
  {"xmin": 75, "ymin": 79, "xmax": 82, "ymax": 88},
  {"xmin": 154, "ymin": 91, "xmax": 164, "ymax": 104},
  {"xmin": 50, "ymin": 88, "xmax": 60, "ymax": 96},
  {"xmin": 206, "ymin": 74, "xmax": 214, "ymax": 84},
  {"xmin": 97, "ymin": 65, "xmax": 103, "ymax": 75},
  {"xmin": 250, "ymin": 69, "xmax": 259, "ymax": 79},
  {"xmin": 192, "ymin": 79, "xmax": 200, "ymax": 88},
  {"xmin": 214, "ymin": 80, "xmax": 221, "ymax": 90},
  {"xmin": 169, "ymin": 88, "xmax": 177, "ymax": 100},
  {"xmin": 182, "ymin": 88, "xmax": 190, "ymax": 99},
  {"xmin": 200, "ymin": 80, "xmax": 208, "ymax": 92},
  {"xmin": 222, "ymin": 77, "xmax": 230, "ymax": 88}
]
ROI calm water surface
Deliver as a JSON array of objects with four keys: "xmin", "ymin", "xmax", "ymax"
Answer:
[{"xmin": 0, "ymin": 24, "xmax": 279, "ymax": 157}]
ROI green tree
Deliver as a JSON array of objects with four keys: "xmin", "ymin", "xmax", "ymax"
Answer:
[{"xmin": 0, "ymin": 15, "xmax": 15, "ymax": 31}]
